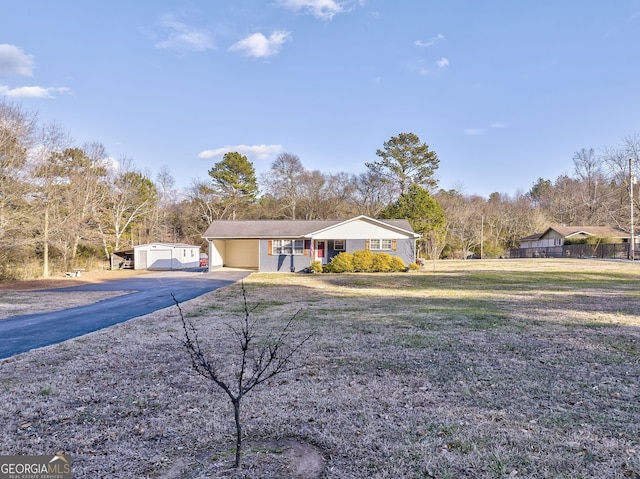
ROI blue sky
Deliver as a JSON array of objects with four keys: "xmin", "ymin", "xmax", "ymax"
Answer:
[{"xmin": 2, "ymin": 1, "xmax": 640, "ymax": 198}]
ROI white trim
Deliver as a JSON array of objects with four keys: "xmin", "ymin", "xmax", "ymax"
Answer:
[{"xmin": 305, "ymin": 215, "xmax": 420, "ymax": 239}]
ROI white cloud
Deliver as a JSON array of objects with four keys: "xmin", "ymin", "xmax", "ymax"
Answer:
[
  {"xmin": 0, "ymin": 44, "xmax": 34, "ymax": 76},
  {"xmin": 229, "ymin": 31, "xmax": 291, "ymax": 58},
  {"xmin": 277, "ymin": 0, "xmax": 354, "ymax": 20},
  {"xmin": 464, "ymin": 123, "xmax": 507, "ymax": 136},
  {"xmin": 412, "ymin": 57, "xmax": 448, "ymax": 76},
  {"xmin": 464, "ymin": 128, "xmax": 486, "ymax": 136},
  {"xmin": 199, "ymin": 144, "xmax": 284, "ymax": 161},
  {"xmin": 155, "ymin": 17, "xmax": 214, "ymax": 52},
  {"xmin": 0, "ymin": 85, "xmax": 72, "ymax": 99},
  {"xmin": 415, "ymin": 34, "xmax": 444, "ymax": 48}
]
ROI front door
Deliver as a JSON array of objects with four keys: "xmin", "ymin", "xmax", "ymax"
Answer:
[{"xmin": 315, "ymin": 241, "xmax": 326, "ymax": 263}]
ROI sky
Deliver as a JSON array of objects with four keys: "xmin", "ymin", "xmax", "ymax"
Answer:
[{"xmin": 1, "ymin": 1, "xmax": 640, "ymax": 198}]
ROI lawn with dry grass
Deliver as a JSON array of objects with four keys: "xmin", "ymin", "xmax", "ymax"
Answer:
[
  {"xmin": 1, "ymin": 259, "xmax": 639, "ymax": 478},
  {"xmin": 0, "ymin": 269, "xmax": 148, "ymax": 319}
]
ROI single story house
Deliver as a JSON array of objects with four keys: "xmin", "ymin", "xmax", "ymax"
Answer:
[
  {"xmin": 201, "ymin": 215, "xmax": 420, "ymax": 272},
  {"xmin": 114, "ymin": 243, "xmax": 201, "ymax": 270},
  {"xmin": 519, "ymin": 225, "xmax": 630, "ymax": 249}
]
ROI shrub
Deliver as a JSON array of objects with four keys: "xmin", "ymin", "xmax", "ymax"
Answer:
[
  {"xmin": 408, "ymin": 262, "xmax": 421, "ymax": 271},
  {"xmin": 389, "ymin": 256, "xmax": 406, "ymax": 272},
  {"xmin": 371, "ymin": 252, "xmax": 393, "ymax": 272},
  {"xmin": 309, "ymin": 261, "xmax": 323, "ymax": 273},
  {"xmin": 327, "ymin": 252, "xmax": 355, "ymax": 273},
  {"xmin": 353, "ymin": 249, "xmax": 375, "ymax": 272},
  {"xmin": 324, "ymin": 250, "xmax": 408, "ymax": 273}
]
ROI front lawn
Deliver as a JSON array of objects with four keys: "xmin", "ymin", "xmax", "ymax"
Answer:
[{"xmin": 1, "ymin": 259, "xmax": 639, "ymax": 478}]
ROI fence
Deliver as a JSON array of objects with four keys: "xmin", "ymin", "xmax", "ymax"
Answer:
[{"xmin": 509, "ymin": 243, "xmax": 638, "ymax": 260}]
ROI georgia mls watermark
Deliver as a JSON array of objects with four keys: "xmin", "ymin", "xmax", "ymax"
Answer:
[{"xmin": 0, "ymin": 455, "xmax": 71, "ymax": 479}]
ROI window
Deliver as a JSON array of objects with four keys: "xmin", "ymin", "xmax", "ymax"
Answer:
[
  {"xmin": 333, "ymin": 239, "xmax": 345, "ymax": 251},
  {"xmin": 369, "ymin": 239, "xmax": 393, "ymax": 250},
  {"xmin": 272, "ymin": 239, "xmax": 305, "ymax": 255}
]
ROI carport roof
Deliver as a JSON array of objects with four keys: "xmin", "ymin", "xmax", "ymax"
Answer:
[{"xmin": 202, "ymin": 216, "xmax": 417, "ymax": 239}]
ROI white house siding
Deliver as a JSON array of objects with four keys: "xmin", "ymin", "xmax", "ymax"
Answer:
[{"xmin": 312, "ymin": 218, "xmax": 408, "ymax": 240}]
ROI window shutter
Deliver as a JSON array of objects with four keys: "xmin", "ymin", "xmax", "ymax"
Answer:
[
  {"xmin": 392, "ymin": 239, "xmax": 397, "ymax": 251},
  {"xmin": 365, "ymin": 239, "xmax": 370, "ymax": 250},
  {"xmin": 304, "ymin": 240, "xmax": 311, "ymax": 256},
  {"xmin": 268, "ymin": 240, "xmax": 273, "ymax": 256}
]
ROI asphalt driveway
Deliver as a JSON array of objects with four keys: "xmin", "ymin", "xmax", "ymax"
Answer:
[{"xmin": 0, "ymin": 269, "xmax": 252, "ymax": 359}]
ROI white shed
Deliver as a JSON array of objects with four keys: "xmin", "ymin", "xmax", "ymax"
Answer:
[{"xmin": 115, "ymin": 243, "xmax": 202, "ymax": 270}]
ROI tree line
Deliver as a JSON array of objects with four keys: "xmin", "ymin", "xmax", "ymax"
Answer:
[{"xmin": 1, "ymin": 99, "xmax": 639, "ymax": 279}]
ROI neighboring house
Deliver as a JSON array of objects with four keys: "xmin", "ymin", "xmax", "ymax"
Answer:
[
  {"xmin": 519, "ymin": 225, "xmax": 630, "ymax": 249},
  {"xmin": 516, "ymin": 225, "xmax": 633, "ymax": 258},
  {"xmin": 114, "ymin": 243, "xmax": 201, "ymax": 270},
  {"xmin": 201, "ymin": 215, "xmax": 420, "ymax": 272}
]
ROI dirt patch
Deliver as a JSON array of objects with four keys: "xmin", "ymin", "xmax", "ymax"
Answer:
[
  {"xmin": 0, "ymin": 269, "xmax": 150, "ymax": 319},
  {"xmin": 0, "ymin": 269, "xmax": 149, "ymax": 291},
  {"xmin": 247, "ymin": 439, "xmax": 325, "ymax": 478}
]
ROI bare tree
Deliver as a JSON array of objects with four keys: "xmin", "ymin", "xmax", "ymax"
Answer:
[
  {"xmin": 348, "ymin": 171, "xmax": 396, "ymax": 217},
  {"xmin": 572, "ymin": 148, "xmax": 607, "ymax": 223},
  {"xmin": 0, "ymin": 100, "xmax": 37, "ymax": 278},
  {"xmin": 153, "ymin": 165, "xmax": 178, "ymax": 242},
  {"xmin": 296, "ymin": 169, "xmax": 329, "ymax": 220},
  {"xmin": 96, "ymin": 158, "xmax": 158, "ymax": 268},
  {"xmin": 31, "ymin": 121, "xmax": 73, "ymax": 276},
  {"xmin": 437, "ymin": 189, "xmax": 483, "ymax": 259},
  {"xmin": 174, "ymin": 284, "xmax": 314, "ymax": 468},
  {"xmin": 262, "ymin": 152, "xmax": 305, "ymax": 219}
]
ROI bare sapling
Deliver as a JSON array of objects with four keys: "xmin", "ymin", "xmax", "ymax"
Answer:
[{"xmin": 172, "ymin": 284, "xmax": 314, "ymax": 468}]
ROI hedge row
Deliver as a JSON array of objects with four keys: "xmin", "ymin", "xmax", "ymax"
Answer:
[{"xmin": 312, "ymin": 250, "xmax": 414, "ymax": 273}]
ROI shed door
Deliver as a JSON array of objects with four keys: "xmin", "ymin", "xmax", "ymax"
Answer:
[{"xmin": 148, "ymin": 249, "xmax": 173, "ymax": 270}]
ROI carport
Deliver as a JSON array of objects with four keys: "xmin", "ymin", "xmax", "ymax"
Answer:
[{"xmin": 208, "ymin": 239, "xmax": 259, "ymax": 269}]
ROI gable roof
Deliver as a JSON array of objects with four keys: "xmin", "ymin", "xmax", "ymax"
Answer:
[
  {"xmin": 545, "ymin": 225, "xmax": 629, "ymax": 239},
  {"xmin": 520, "ymin": 232, "xmax": 543, "ymax": 242},
  {"xmin": 521, "ymin": 225, "xmax": 630, "ymax": 242},
  {"xmin": 202, "ymin": 215, "xmax": 418, "ymax": 239}
]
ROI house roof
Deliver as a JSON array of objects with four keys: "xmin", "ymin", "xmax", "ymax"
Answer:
[
  {"xmin": 520, "ymin": 232, "xmax": 543, "ymax": 241},
  {"xmin": 522, "ymin": 225, "xmax": 630, "ymax": 241},
  {"xmin": 546, "ymin": 225, "xmax": 629, "ymax": 239},
  {"xmin": 202, "ymin": 215, "xmax": 419, "ymax": 239}
]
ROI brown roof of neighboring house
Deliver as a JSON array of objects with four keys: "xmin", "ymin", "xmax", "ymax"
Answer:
[
  {"xmin": 202, "ymin": 216, "xmax": 416, "ymax": 239},
  {"xmin": 520, "ymin": 232, "xmax": 543, "ymax": 241},
  {"xmin": 520, "ymin": 225, "xmax": 630, "ymax": 242},
  {"xmin": 547, "ymin": 225, "xmax": 629, "ymax": 238}
]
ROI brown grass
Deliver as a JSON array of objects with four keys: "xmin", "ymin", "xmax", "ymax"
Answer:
[
  {"xmin": 0, "ymin": 269, "xmax": 150, "ymax": 319},
  {"xmin": 1, "ymin": 259, "xmax": 639, "ymax": 478}
]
